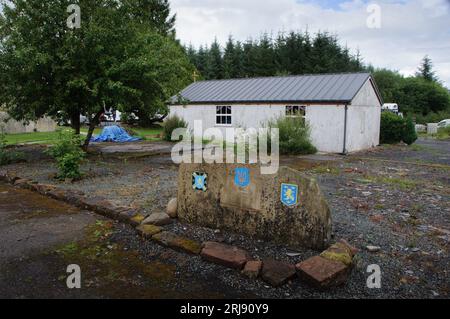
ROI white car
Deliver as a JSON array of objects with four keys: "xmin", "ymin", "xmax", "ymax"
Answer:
[
  {"xmin": 437, "ymin": 119, "xmax": 450, "ymax": 128},
  {"xmin": 382, "ymin": 103, "xmax": 399, "ymax": 114}
]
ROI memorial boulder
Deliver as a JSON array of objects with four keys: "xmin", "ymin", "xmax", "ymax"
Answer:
[{"xmin": 177, "ymin": 163, "xmax": 332, "ymax": 250}]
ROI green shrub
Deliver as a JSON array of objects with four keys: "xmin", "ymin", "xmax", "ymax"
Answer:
[
  {"xmin": 403, "ymin": 116, "xmax": 418, "ymax": 145},
  {"xmin": 380, "ymin": 112, "xmax": 405, "ymax": 144},
  {"xmin": 0, "ymin": 129, "xmax": 26, "ymax": 165},
  {"xmin": 163, "ymin": 115, "xmax": 187, "ymax": 142},
  {"xmin": 436, "ymin": 126, "xmax": 450, "ymax": 140},
  {"xmin": 413, "ymin": 110, "xmax": 450, "ymax": 125},
  {"xmin": 46, "ymin": 131, "xmax": 84, "ymax": 180},
  {"xmin": 381, "ymin": 112, "xmax": 420, "ymax": 145},
  {"xmin": 268, "ymin": 117, "xmax": 317, "ymax": 155}
]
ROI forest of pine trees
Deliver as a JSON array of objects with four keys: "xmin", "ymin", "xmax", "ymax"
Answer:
[{"xmin": 184, "ymin": 31, "xmax": 364, "ymax": 81}]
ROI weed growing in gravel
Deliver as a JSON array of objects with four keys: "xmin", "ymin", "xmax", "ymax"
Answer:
[
  {"xmin": 357, "ymin": 175, "xmax": 418, "ymax": 190},
  {"xmin": 378, "ymin": 177, "xmax": 417, "ymax": 190},
  {"xmin": 312, "ymin": 165, "xmax": 340, "ymax": 175},
  {"xmin": 0, "ymin": 128, "xmax": 26, "ymax": 165},
  {"xmin": 46, "ymin": 131, "xmax": 85, "ymax": 180},
  {"xmin": 410, "ymin": 144, "xmax": 426, "ymax": 152}
]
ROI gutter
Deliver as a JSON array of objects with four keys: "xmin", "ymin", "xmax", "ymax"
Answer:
[{"xmin": 342, "ymin": 104, "xmax": 349, "ymax": 155}]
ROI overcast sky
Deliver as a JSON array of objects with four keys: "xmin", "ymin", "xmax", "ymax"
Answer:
[{"xmin": 171, "ymin": 0, "xmax": 450, "ymax": 87}]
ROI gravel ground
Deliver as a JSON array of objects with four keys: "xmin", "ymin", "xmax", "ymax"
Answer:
[{"xmin": 2, "ymin": 138, "xmax": 449, "ymax": 298}]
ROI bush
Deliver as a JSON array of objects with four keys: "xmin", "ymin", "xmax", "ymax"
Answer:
[
  {"xmin": 436, "ymin": 126, "xmax": 450, "ymax": 140},
  {"xmin": 46, "ymin": 131, "xmax": 84, "ymax": 180},
  {"xmin": 380, "ymin": 112, "xmax": 405, "ymax": 144},
  {"xmin": 268, "ymin": 117, "xmax": 317, "ymax": 155},
  {"xmin": 381, "ymin": 112, "xmax": 419, "ymax": 145},
  {"xmin": 414, "ymin": 110, "xmax": 450, "ymax": 125},
  {"xmin": 0, "ymin": 129, "xmax": 26, "ymax": 165},
  {"xmin": 403, "ymin": 116, "xmax": 418, "ymax": 145},
  {"xmin": 163, "ymin": 115, "xmax": 187, "ymax": 142}
]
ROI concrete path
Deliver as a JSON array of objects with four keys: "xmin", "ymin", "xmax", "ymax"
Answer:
[{"xmin": 0, "ymin": 183, "xmax": 249, "ymax": 299}]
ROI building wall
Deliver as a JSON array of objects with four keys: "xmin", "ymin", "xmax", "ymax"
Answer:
[
  {"xmin": 0, "ymin": 112, "xmax": 57, "ymax": 134},
  {"xmin": 305, "ymin": 105, "xmax": 346, "ymax": 153},
  {"xmin": 170, "ymin": 78, "xmax": 381, "ymax": 154},
  {"xmin": 169, "ymin": 104, "xmax": 285, "ymax": 137},
  {"xmin": 345, "ymin": 79, "xmax": 382, "ymax": 152}
]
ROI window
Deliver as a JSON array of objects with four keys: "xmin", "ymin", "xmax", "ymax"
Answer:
[
  {"xmin": 286, "ymin": 106, "xmax": 306, "ymax": 121},
  {"xmin": 216, "ymin": 106, "xmax": 232, "ymax": 126}
]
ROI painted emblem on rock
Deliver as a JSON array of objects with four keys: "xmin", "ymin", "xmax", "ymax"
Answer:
[
  {"xmin": 234, "ymin": 167, "xmax": 250, "ymax": 188},
  {"xmin": 192, "ymin": 172, "xmax": 208, "ymax": 192},
  {"xmin": 281, "ymin": 183, "xmax": 298, "ymax": 207}
]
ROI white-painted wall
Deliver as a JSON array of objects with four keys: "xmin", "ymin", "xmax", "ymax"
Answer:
[
  {"xmin": 169, "ymin": 103, "xmax": 285, "ymax": 136},
  {"xmin": 0, "ymin": 112, "xmax": 57, "ymax": 134},
  {"xmin": 169, "ymin": 79, "xmax": 382, "ymax": 153},
  {"xmin": 345, "ymin": 79, "xmax": 382, "ymax": 152},
  {"xmin": 305, "ymin": 105, "xmax": 346, "ymax": 153}
]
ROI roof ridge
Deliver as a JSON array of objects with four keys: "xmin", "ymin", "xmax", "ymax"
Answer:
[
  {"xmin": 191, "ymin": 72, "xmax": 371, "ymax": 84},
  {"xmin": 171, "ymin": 72, "xmax": 373, "ymax": 105}
]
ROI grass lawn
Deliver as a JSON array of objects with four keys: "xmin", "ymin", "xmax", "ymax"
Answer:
[
  {"xmin": 3, "ymin": 129, "xmax": 72, "ymax": 145},
  {"xmin": 4, "ymin": 125, "xmax": 163, "ymax": 145}
]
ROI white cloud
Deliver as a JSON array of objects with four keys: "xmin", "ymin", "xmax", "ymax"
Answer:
[{"xmin": 171, "ymin": 0, "xmax": 450, "ymax": 87}]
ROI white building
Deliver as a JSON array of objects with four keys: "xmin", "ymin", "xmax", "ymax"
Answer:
[{"xmin": 169, "ymin": 72, "xmax": 383, "ymax": 153}]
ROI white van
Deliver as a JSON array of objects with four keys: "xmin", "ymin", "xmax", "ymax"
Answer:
[{"xmin": 382, "ymin": 103, "xmax": 399, "ymax": 114}]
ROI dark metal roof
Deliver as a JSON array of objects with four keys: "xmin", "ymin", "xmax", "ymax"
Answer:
[{"xmin": 170, "ymin": 72, "xmax": 376, "ymax": 105}]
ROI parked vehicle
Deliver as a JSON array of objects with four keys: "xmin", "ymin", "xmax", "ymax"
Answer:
[
  {"xmin": 437, "ymin": 119, "xmax": 450, "ymax": 128},
  {"xmin": 382, "ymin": 103, "xmax": 399, "ymax": 114},
  {"xmin": 100, "ymin": 108, "xmax": 122, "ymax": 123}
]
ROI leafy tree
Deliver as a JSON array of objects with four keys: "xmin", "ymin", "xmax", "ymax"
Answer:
[
  {"xmin": 399, "ymin": 77, "xmax": 450, "ymax": 115},
  {"xmin": 232, "ymin": 41, "xmax": 245, "ymax": 78},
  {"xmin": 195, "ymin": 45, "xmax": 209, "ymax": 78},
  {"xmin": 372, "ymin": 69, "xmax": 404, "ymax": 103},
  {"xmin": 416, "ymin": 55, "xmax": 437, "ymax": 82},
  {"xmin": 242, "ymin": 39, "xmax": 258, "ymax": 77},
  {"xmin": 186, "ymin": 30, "xmax": 365, "ymax": 80},
  {"xmin": 373, "ymin": 68, "xmax": 450, "ymax": 117},
  {"xmin": 253, "ymin": 33, "xmax": 276, "ymax": 76},
  {"xmin": 223, "ymin": 36, "xmax": 236, "ymax": 79},
  {"xmin": 206, "ymin": 39, "xmax": 223, "ymax": 80},
  {"xmin": 0, "ymin": 0, "xmax": 193, "ymax": 147},
  {"xmin": 120, "ymin": 0, "xmax": 176, "ymax": 36}
]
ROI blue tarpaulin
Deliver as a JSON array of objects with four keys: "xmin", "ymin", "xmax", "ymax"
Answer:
[{"xmin": 91, "ymin": 126, "xmax": 142, "ymax": 143}]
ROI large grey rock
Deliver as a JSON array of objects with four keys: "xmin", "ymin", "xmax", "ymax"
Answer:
[
  {"xmin": 166, "ymin": 198, "xmax": 178, "ymax": 218},
  {"xmin": 177, "ymin": 164, "xmax": 332, "ymax": 250},
  {"xmin": 142, "ymin": 213, "xmax": 172, "ymax": 226}
]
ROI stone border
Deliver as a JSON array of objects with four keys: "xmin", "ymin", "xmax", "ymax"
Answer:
[{"xmin": 0, "ymin": 170, "xmax": 358, "ymax": 289}]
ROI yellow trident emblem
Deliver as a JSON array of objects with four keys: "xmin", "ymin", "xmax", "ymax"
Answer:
[
  {"xmin": 285, "ymin": 188, "xmax": 295, "ymax": 201},
  {"xmin": 281, "ymin": 183, "xmax": 298, "ymax": 206}
]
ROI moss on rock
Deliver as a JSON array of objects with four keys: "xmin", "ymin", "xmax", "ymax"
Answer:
[
  {"xmin": 320, "ymin": 242, "xmax": 355, "ymax": 266},
  {"xmin": 136, "ymin": 224, "xmax": 163, "ymax": 238}
]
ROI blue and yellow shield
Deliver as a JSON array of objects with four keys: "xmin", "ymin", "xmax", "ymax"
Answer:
[
  {"xmin": 192, "ymin": 172, "xmax": 208, "ymax": 192},
  {"xmin": 281, "ymin": 183, "xmax": 298, "ymax": 207},
  {"xmin": 234, "ymin": 167, "xmax": 250, "ymax": 188}
]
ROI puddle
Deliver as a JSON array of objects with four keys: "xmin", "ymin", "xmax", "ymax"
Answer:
[{"xmin": 0, "ymin": 183, "xmax": 80, "ymax": 220}]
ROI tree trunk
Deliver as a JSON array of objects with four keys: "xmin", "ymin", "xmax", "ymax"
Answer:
[
  {"xmin": 83, "ymin": 111, "xmax": 102, "ymax": 150},
  {"xmin": 138, "ymin": 113, "xmax": 168, "ymax": 127},
  {"xmin": 71, "ymin": 111, "xmax": 81, "ymax": 135}
]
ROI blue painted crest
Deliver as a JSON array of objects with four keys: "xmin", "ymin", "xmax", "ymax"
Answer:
[
  {"xmin": 281, "ymin": 183, "xmax": 298, "ymax": 207},
  {"xmin": 234, "ymin": 168, "xmax": 250, "ymax": 188},
  {"xmin": 192, "ymin": 172, "xmax": 207, "ymax": 192}
]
